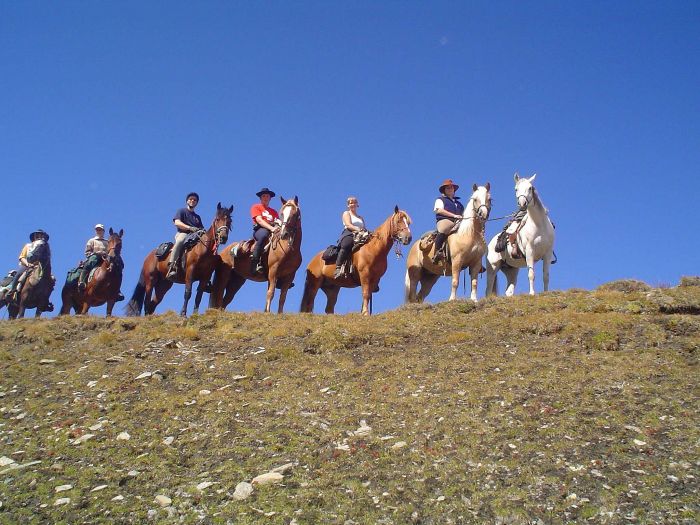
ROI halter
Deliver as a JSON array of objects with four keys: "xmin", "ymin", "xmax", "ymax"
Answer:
[
  {"xmin": 274, "ymin": 203, "xmax": 300, "ymax": 249},
  {"xmin": 389, "ymin": 213, "xmax": 411, "ymax": 258},
  {"xmin": 516, "ymin": 185, "xmax": 533, "ymax": 210}
]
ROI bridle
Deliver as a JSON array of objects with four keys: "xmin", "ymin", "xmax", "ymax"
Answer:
[
  {"xmin": 517, "ymin": 184, "xmax": 533, "ymax": 211},
  {"xmin": 273, "ymin": 202, "xmax": 300, "ymax": 249}
]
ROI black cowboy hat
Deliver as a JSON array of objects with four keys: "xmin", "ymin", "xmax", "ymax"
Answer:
[
  {"xmin": 256, "ymin": 187, "xmax": 276, "ymax": 198},
  {"xmin": 439, "ymin": 179, "xmax": 459, "ymax": 193},
  {"xmin": 186, "ymin": 192, "xmax": 200, "ymax": 201},
  {"xmin": 29, "ymin": 229, "xmax": 49, "ymax": 241}
]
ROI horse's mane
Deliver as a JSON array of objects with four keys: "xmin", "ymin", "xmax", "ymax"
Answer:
[
  {"xmin": 531, "ymin": 188, "xmax": 549, "ymax": 215},
  {"xmin": 457, "ymin": 192, "xmax": 486, "ymax": 238},
  {"xmin": 371, "ymin": 209, "xmax": 410, "ymax": 242}
]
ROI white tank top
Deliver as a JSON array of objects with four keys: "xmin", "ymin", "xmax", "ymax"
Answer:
[{"xmin": 346, "ymin": 212, "xmax": 365, "ymax": 229}]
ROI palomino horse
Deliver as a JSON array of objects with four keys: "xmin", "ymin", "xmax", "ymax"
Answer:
[
  {"xmin": 0, "ymin": 241, "xmax": 55, "ymax": 319},
  {"xmin": 301, "ymin": 206, "xmax": 412, "ymax": 315},
  {"xmin": 60, "ymin": 228, "xmax": 124, "ymax": 316},
  {"xmin": 405, "ymin": 184, "xmax": 491, "ymax": 303},
  {"xmin": 126, "ymin": 203, "xmax": 232, "ymax": 317},
  {"xmin": 485, "ymin": 174, "xmax": 555, "ymax": 296},
  {"xmin": 210, "ymin": 197, "xmax": 302, "ymax": 313}
]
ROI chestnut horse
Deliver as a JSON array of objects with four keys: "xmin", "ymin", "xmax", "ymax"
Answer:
[
  {"xmin": 405, "ymin": 184, "xmax": 491, "ymax": 303},
  {"xmin": 126, "ymin": 203, "xmax": 232, "ymax": 317},
  {"xmin": 60, "ymin": 228, "xmax": 124, "ymax": 316},
  {"xmin": 210, "ymin": 197, "xmax": 302, "ymax": 313},
  {"xmin": 1, "ymin": 240, "xmax": 55, "ymax": 319},
  {"xmin": 300, "ymin": 206, "xmax": 412, "ymax": 315}
]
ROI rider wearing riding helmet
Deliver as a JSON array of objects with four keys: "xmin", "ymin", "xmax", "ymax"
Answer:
[
  {"xmin": 334, "ymin": 196, "xmax": 366, "ymax": 278},
  {"xmin": 78, "ymin": 224, "xmax": 125, "ymax": 300},
  {"xmin": 250, "ymin": 187, "xmax": 279, "ymax": 274},
  {"xmin": 432, "ymin": 179, "xmax": 464, "ymax": 263},
  {"xmin": 8, "ymin": 229, "xmax": 49, "ymax": 299},
  {"xmin": 167, "ymin": 192, "xmax": 204, "ymax": 279}
]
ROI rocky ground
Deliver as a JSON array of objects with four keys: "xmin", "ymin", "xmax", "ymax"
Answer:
[{"xmin": 0, "ymin": 280, "xmax": 698, "ymax": 524}]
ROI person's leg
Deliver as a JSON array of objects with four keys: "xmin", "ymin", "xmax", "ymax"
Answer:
[
  {"xmin": 250, "ymin": 228, "xmax": 270, "ymax": 273},
  {"xmin": 78, "ymin": 254, "xmax": 100, "ymax": 289},
  {"xmin": 334, "ymin": 233, "xmax": 354, "ymax": 278},
  {"xmin": 9, "ymin": 266, "xmax": 27, "ymax": 296},
  {"xmin": 167, "ymin": 232, "xmax": 188, "ymax": 277},
  {"xmin": 432, "ymin": 219, "xmax": 453, "ymax": 262}
]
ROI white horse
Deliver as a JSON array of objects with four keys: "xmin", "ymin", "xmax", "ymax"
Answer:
[
  {"xmin": 485, "ymin": 174, "xmax": 555, "ymax": 296},
  {"xmin": 405, "ymin": 184, "xmax": 491, "ymax": 303}
]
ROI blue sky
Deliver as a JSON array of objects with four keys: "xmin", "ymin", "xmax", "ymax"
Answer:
[{"xmin": 1, "ymin": 1, "xmax": 698, "ymax": 317}]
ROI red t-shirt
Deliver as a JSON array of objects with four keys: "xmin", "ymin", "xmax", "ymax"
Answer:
[{"xmin": 250, "ymin": 203, "xmax": 278, "ymax": 226}]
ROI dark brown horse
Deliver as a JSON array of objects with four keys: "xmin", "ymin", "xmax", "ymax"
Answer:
[
  {"xmin": 126, "ymin": 203, "xmax": 232, "ymax": 317},
  {"xmin": 211, "ymin": 197, "xmax": 302, "ymax": 313},
  {"xmin": 300, "ymin": 206, "xmax": 412, "ymax": 315},
  {"xmin": 60, "ymin": 228, "xmax": 124, "ymax": 316},
  {"xmin": 0, "ymin": 241, "xmax": 55, "ymax": 319}
]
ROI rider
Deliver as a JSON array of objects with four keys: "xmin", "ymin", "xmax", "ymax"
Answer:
[
  {"xmin": 8, "ymin": 229, "xmax": 49, "ymax": 300},
  {"xmin": 250, "ymin": 187, "xmax": 279, "ymax": 274},
  {"xmin": 78, "ymin": 224, "xmax": 125, "ymax": 300},
  {"xmin": 432, "ymin": 179, "xmax": 464, "ymax": 263},
  {"xmin": 334, "ymin": 196, "xmax": 366, "ymax": 278},
  {"xmin": 167, "ymin": 192, "xmax": 204, "ymax": 279}
]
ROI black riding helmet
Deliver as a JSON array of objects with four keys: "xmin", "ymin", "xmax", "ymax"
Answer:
[
  {"xmin": 186, "ymin": 192, "xmax": 200, "ymax": 202},
  {"xmin": 29, "ymin": 229, "xmax": 49, "ymax": 241}
]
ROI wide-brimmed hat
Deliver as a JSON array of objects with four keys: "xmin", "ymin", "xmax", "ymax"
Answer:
[
  {"xmin": 439, "ymin": 179, "xmax": 459, "ymax": 193},
  {"xmin": 94, "ymin": 223, "xmax": 105, "ymax": 230},
  {"xmin": 256, "ymin": 187, "xmax": 276, "ymax": 198},
  {"xmin": 29, "ymin": 229, "xmax": 49, "ymax": 241}
]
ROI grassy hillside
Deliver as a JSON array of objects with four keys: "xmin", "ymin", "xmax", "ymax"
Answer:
[{"xmin": 0, "ymin": 280, "xmax": 698, "ymax": 524}]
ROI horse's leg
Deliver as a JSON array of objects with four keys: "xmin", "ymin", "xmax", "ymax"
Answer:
[
  {"xmin": 276, "ymin": 276, "xmax": 294, "ymax": 314},
  {"xmin": 503, "ymin": 266, "xmax": 519, "ymax": 297},
  {"xmin": 525, "ymin": 249, "xmax": 536, "ymax": 296},
  {"xmin": 106, "ymin": 300, "xmax": 115, "ymax": 317},
  {"xmin": 265, "ymin": 272, "xmax": 277, "ymax": 313},
  {"xmin": 223, "ymin": 273, "xmax": 246, "ymax": 309},
  {"xmin": 17, "ymin": 302, "xmax": 26, "ymax": 319},
  {"xmin": 210, "ymin": 265, "xmax": 231, "ymax": 309},
  {"xmin": 322, "ymin": 286, "xmax": 340, "ymax": 314},
  {"xmin": 469, "ymin": 265, "xmax": 480, "ymax": 303},
  {"xmin": 79, "ymin": 302, "xmax": 90, "ymax": 315},
  {"xmin": 148, "ymin": 279, "xmax": 172, "ymax": 315},
  {"xmin": 417, "ymin": 273, "xmax": 440, "ymax": 303},
  {"xmin": 542, "ymin": 252, "xmax": 553, "ymax": 292},
  {"xmin": 300, "ymin": 270, "xmax": 322, "ymax": 313},
  {"xmin": 486, "ymin": 259, "xmax": 500, "ymax": 297},
  {"xmin": 448, "ymin": 257, "xmax": 462, "ymax": 301},
  {"xmin": 360, "ymin": 278, "xmax": 375, "ymax": 316},
  {"xmin": 193, "ymin": 281, "xmax": 206, "ymax": 315},
  {"xmin": 181, "ymin": 275, "xmax": 194, "ymax": 317},
  {"xmin": 34, "ymin": 309, "xmax": 42, "ymax": 318},
  {"xmin": 405, "ymin": 266, "xmax": 422, "ymax": 303}
]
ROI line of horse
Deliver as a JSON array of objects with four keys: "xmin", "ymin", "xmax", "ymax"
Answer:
[{"xmin": 0, "ymin": 174, "xmax": 555, "ymax": 319}]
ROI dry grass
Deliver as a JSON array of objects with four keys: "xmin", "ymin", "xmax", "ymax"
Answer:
[{"xmin": 0, "ymin": 282, "xmax": 698, "ymax": 524}]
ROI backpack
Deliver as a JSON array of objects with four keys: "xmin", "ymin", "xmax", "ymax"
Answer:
[
  {"xmin": 321, "ymin": 245, "xmax": 339, "ymax": 263},
  {"xmin": 155, "ymin": 242, "xmax": 173, "ymax": 260}
]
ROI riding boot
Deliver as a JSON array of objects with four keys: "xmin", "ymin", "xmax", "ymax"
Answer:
[
  {"xmin": 250, "ymin": 242, "xmax": 265, "ymax": 274},
  {"xmin": 334, "ymin": 248, "xmax": 349, "ymax": 279},
  {"xmin": 432, "ymin": 233, "xmax": 447, "ymax": 263},
  {"xmin": 167, "ymin": 244, "xmax": 184, "ymax": 279},
  {"xmin": 78, "ymin": 268, "xmax": 88, "ymax": 290}
]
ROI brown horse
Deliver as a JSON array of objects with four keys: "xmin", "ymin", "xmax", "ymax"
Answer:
[
  {"xmin": 300, "ymin": 206, "xmax": 412, "ymax": 315},
  {"xmin": 60, "ymin": 228, "xmax": 124, "ymax": 316},
  {"xmin": 1, "ymin": 241, "xmax": 55, "ymax": 319},
  {"xmin": 126, "ymin": 203, "xmax": 233, "ymax": 317},
  {"xmin": 210, "ymin": 196, "xmax": 302, "ymax": 313},
  {"xmin": 405, "ymin": 184, "xmax": 491, "ymax": 303}
]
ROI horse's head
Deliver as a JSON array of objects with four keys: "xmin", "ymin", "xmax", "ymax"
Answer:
[
  {"xmin": 107, "ymin": 228, "xmax": 123, "ymax": 257},
  {"xmin": 214, "ymin": 202, "xmax": 234, "ymax": 245},
  {"xmin": 391, "ymin": 206, "xmax": 413, "ymax": 245},
  {"xmin": 514, "ymin": 173, "xmax": 536, "ymax": 211},
  {"xmin": 470, "ymin": 183, "xmax": 492, "ymax": 221},
  {"xmin": 278, "ymin": 196, "xmax": 300, "ymax": 241}
]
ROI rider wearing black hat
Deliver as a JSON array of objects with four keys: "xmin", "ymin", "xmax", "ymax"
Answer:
[
  {"xmin": 8, "ymin": 229, "xmax": 49, "ymax": 300},
  {"xmin": 167, "ymin": 193, "xmax": 204, "ymax": 279},
  {"xmin": 249, "ymin": 187, "xmax": 280, "ymax": 274}
]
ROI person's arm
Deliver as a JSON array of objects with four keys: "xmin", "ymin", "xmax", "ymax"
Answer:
[
  {"xmin": 84, "ymin": 239, "xmax": 93, "ymax": 259},
  {"xmin": 18, "ymin": 245, "xmax": 32, "ymax": 266},
  {"xmin": 342, "ymin": 211, "xmax": 362, "ymax": 232},
  {"xmin": 174, "ymin": 219, "xmax": 198, "ymax": 232},
  {"xmin": 254, "ymin": 215, "xmax": 276, "ymax": 231},
  {"xmin": 434, "ymin": 198, "xmax": 460, "ymax": 219}
]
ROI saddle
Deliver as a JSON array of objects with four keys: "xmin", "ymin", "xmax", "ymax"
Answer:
[
  {"xmin": 322, "ymin": 230, "xmax": 372, "ymax": 266},
  {"xmin": 418, "ymin": 230, "xmax": 451, "ymax": 264},
  {"xmin": 495, "ymin": 218, "xmax": 526, "ymax": 259}
]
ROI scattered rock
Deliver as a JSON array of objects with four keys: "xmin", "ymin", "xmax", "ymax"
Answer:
[
  {"xmin": 128, "ymin": 470, "xmax": 139, "ymax": 477},
  {"xmin": 163, "ymin": 436, "xmax": 175, "ymax": 446},
  {"xmin": 116, "ymin": 432, "xmax": 131, "ymax": 441},
  {"xmin": 91, "ymin": 485, "xmax": 108, "ymax": 492},
  {"xmin": 135, "ymin": 372, "xmax": 152, "ymax": 380},
  {"xmin": 196, "ymin": 481, "xmax": 213, "ymax": 491},
  {"xmin": 232, "ymin": 482, "xmax": 253, "ymax": 500},
  {"xmin": 354, "ymin": 420, "xmax": 372, "ymax": 437},
  {"xmin": 232, "ymin": 375, "xmax": 248, "ymax": 381},
  {"xmin": 112, "ymin": 495, "xmax": 124, "ymax": 501},
  {"xmin": 40, "ymin": 359, "xmax": 57, "ymax": 364},
  {"xmin": 89, "ymin": 422, "xmax": 104, "ymax": 431},
  {"xmin": 199, "ymin": 389, "xmax": 211, "ymax": 396},
  {"xmin": 391, "ymin": 441, "xmax": 407, "ymax": 450},
  {"xmin": 73, "ymin": 434, "xmax": 95, "ymax": 445},
  {"xmin": 55, "ymin": 484, "xmax": 73, "ymax": 492},
  {"xmin": 271, "ymin": 462, "xmax": 295, "ymax": 474},
  {"xmin": 54, "ymin": 497, "xmax": 70, "ymax": 506},
  {"xmin": 252, "ymin": 472, "xmax": 284, "ymax": 485},
  {"xmin": 0, "ymin": 456, "xmax": 16, "ymax": 467},
  {"xmin": 155, "ymin": 495, "xmax": 171, "ymax": 507},
  {"xmin": 633, "ymin": 439, "xmax": 647, "ymax": 447}
]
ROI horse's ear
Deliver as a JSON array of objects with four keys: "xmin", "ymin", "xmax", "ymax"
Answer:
[
  {"xmin": 228, "ymin": 205, "xmax": 234, "ymax": 214},
  {"xmin": 486, "ymin": 182, "xmax": 490, "ymax": 191},
  {"xmin": 514, "ymin": 172, "xmax": 520, "ymax": 182},
  {"xmin": 472, "ymin": 183, "xmax": 478, "ymax": 192},
  {"xmin": 119, "ymin": 229, "xmax": 124, "ymax": 237},
  {"xmin": 280, "ymin": 196, "xmax": 286, "ymax": 205},
  {"xmin": 529, "ymin": 173, "xmax": 537, "ymax": 183},
  {"xmin": 217, "ymin": 202, "xmax": 222, "ymax": 210},
  {"xmin": 394, "ymin": 205, "xmax": 399, "ymax": 214},
  {"xmin": 294, "ymin": 195, "xmax": 298, "ymax": 205},
  {"xmin": 109, "ymin": 227, "xmax": 114, "ymax": 235}
]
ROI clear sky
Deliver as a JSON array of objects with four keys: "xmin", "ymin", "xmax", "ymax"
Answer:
[{"xmin": 1, "ymin": 1, "xmax": 698, "ymax": 317}]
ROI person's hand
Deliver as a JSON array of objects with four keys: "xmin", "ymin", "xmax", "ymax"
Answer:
[{"xmin": 190, "ymin": 226, "xmax": 198, "ymax": 233}]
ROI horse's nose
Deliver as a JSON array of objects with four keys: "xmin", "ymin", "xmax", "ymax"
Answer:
[{"xmin": 404, "ymin": 234, "xmax": 412, "ymax": 245}]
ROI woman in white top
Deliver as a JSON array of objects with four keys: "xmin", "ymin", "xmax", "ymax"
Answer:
[{"xmin": 335, "ymin": 196, "xmax": 366, "ymax": 278}]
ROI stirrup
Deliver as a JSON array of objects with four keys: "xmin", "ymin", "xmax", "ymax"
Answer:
[
  {"xmin": 333, "ymin": 266, "xmax": 345, "ymax": 279},
  {"xmin": 78, "ymin": 281, "xmax": 86, "ymax": 291}
]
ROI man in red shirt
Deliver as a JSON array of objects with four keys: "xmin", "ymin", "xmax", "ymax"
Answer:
[{"xmin": 250, "ymin": 187, "xmax": 279, "ymax": 274}]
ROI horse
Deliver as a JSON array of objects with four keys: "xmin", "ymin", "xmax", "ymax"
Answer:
[
  {"xmin": 60, "ymin": 228, "xmax": 124, "ymax": 316},
  {"xmin": 485, "ymin": 173, "xmax": 555, "ymax": 296},
  {"xmin": 126, "ymin": 203, "xmax": 233, "ymax": 317},
  {"xmin": 0, "ymin": 240, "xmax": 55, "ymax": 319},
  {"xmin": 405, "ymin": 183, "xmax": 491, "ymax": 303},
  {"xmin": 210, "ymin": 197, "xmax": 302, "ymax": 313},
  {"xmin": 300, "ymin": 206, "xmax": 412, "ymax": 315}
]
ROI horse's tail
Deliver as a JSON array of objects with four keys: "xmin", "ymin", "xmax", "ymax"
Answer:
[
  {"xmin": 300, "ymin": 269, "xmax": 315, "ymax": 313},
  {"xmin": 125, "ymin": 270, "xmax": 147, "ymax": 316}
]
